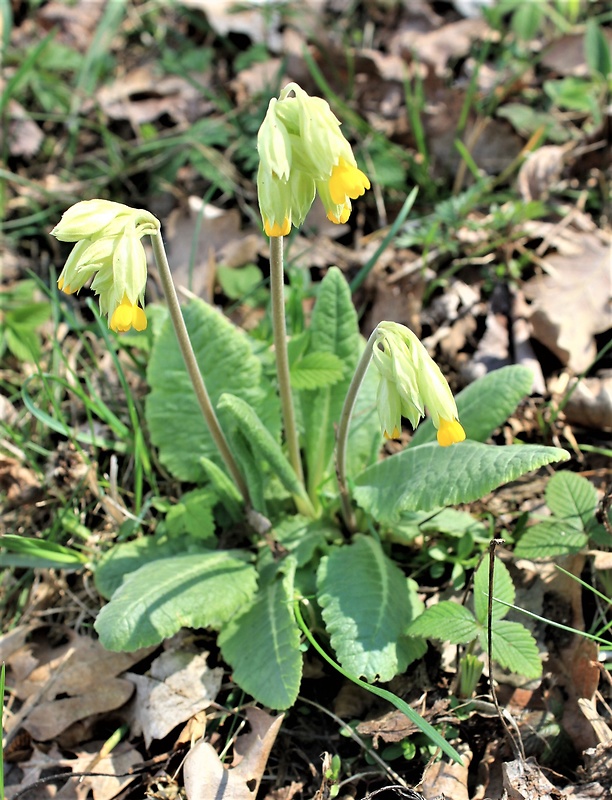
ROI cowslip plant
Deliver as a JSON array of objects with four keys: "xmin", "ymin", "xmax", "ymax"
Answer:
[{"xmin": 46, "ymin": 83, "xmax": 570, "ymax": 764}]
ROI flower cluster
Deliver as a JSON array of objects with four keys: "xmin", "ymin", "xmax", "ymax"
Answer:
[
  {"xmin": 52, "ymin": 200, "xmax": 160, "ymax": 332},
  {"xmin": 372, "ymin": 322, "xmax": 466, "ymax": 446},
  {"xmin": 257, "ymin": 83, "xmax": 370, "ymax": 237}
]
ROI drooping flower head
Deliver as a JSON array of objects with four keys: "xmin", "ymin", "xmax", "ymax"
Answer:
[
  {"xmin": 52, "ymin": 200, "xmax": 160, "ymax": 332},
  {"xmin": 372, "ymin": 321, "xmax": 466, "ymax": 447},
  {"xmin": 257, "ymin": 83, "xmax": 370, "ymax": 237}
]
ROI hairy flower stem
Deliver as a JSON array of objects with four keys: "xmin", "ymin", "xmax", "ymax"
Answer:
[
  {"xmin": 336, "ymin": 328, "xmax": 379, "ymax": 533},
  {"xmin": 269, "ymin": 237, "xmax": 311, "ymax": 514},
  {"xmin": 151, "ymin": 233, "xmax": 250, "ymax": 505}
]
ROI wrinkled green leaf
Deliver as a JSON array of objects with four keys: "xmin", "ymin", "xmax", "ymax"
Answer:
[
  {"xmin": 354, "ymin": 441, "xmax": 569, "ymax": 524},
  {"xmin": 94, "ymin": 534, "xmax": 188, "ymax": 599},
  {"xmin": 473, "ymin": 556, "xmax": 514, "ymax": 625},
  {"xmin": 406, "ymin": 602, "xmax": 479, "ymax": 644},
  {"xmin": 584, "ymin": 19, "xmax": 611, "ymax": 79},
  {"xmin": 290, "ymin": 351, "xmax": 344, "ymax": 390},
  {"xmin": 317, "ymin": 535, "xmax": 424, "ymax": 682},
  {"xmin": 95, "ymin": 551, "xmax": 257, "ymax": 651},
  {"xmin": 219, "ymin": 576, "xmax": 302, "ymax": 709},
  {"xmin": 545, "ymin": 471, "xmax": 597, "ymax": 532},
  {"xmin": 480, "ymin": 620, "xmax": 541, "ymax": 679},
  {"xmin": 166, "ymin": 488, "xmax": 216, "ymax": 541},
  {"xmin": 410, "ymin": 365, "xmax": 533, "ymax": 447},
  {"xmin": 301, "ymin": 268, "xmax": 361, "ymax": 495},
  {"xmin": 514, "ymin": 520, "xmax": 588, "ymax": 560},
  {"xmin": 146, "ymin": 299, "xmax": 278, "ymax": 482}
]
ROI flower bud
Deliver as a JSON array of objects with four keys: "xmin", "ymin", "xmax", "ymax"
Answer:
[
  {"xmin": 257, "ymin": 83, "xmax": 370, "ymax": 237},
  {"xmin": 372, "ymin": 322, "xmax": 466, "ymax": 446},
  {"xmin": 53, "ymin": 201, "xmax": 160, "ymax": 332}
]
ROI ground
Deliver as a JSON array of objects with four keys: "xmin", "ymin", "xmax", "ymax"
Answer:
[{"xmin": 1, "ymin": 2, "xmax": 611, "ymax": 799}]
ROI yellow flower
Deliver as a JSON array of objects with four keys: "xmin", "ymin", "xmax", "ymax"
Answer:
[
  {"xmin": 52, "ymin": 201, "xmax": 159, "ymax": 332},
  {"xmin": 372, "ymin": 322, "xmax": 466, "ymax": 446},
  {"xmin": 257, "ymin": 83, "xmax": 370, "ymax": 237}
]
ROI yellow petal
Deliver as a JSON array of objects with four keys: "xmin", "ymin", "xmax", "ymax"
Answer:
[
  {"xmin": 110, "ymin": 296, "xmax": 147, "ymax": 333},
  {"xmin": 436, "ymin": 418, "xmax": 466, "ymax": 447},
  {"xmin": 384, "ymin": 426, "xmax": 401, "ymax": 440},
  {"xmin": 264, "ymin": 217, "xmax": 291, "ymax": 237},
  {"xmin": 328, "ymin": 158, "xmax": 370, "ymax": 205},
  {"xmin": 327, "ymin": 205, "xmax": 351, "ymax": 224}
]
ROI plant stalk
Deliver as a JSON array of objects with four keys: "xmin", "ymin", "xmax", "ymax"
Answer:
[
  {"xmin": 269, "ymin": 236, "xmax": 306, "ymax": 490},
  {"xmin": 151, "ymin": 232, "xmax": 250, "ymax": 505},
  {"xmin": 335, "ymin": 327, "xmax": 379, "ymax": 532}
]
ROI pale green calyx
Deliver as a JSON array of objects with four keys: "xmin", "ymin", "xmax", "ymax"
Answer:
[
  {"xmin": 52, "ymin": 200, "xmax": 160, "ymax": 332},
  {"xmin": 372, "ymin": 321, "xmax": 466, "ymax": 446},
  {"xmin": 257, "ymin": 82, "xmax": 370, "ymax": 237}
]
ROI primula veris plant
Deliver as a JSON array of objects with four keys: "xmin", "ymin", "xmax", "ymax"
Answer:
[
  {"xmin": 257, "ymin": 82, "xmax": 370, "ymax": 236},
  {"xmin": 371, "ymin": 321, "xmax": 466, "ymax": 446},
  {"xmin": 43, "ymin": 84, "xmax": 570, "ymax": 767},
  {"xmin": 52, "ymin": 200, "xmax": 160, "ymax": 332}
]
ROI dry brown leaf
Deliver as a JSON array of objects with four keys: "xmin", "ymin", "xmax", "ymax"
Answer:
[
  {"xmin": 502, "ymin": 757, "xmax": 560, "ymax": 800},
  {"xmin": 164, "ymin": 201, "xmax": 257, "ymax": 301},
  {"xmin": 23, "ymin": 679, "xmax": 135, "ymax": 741},
  {"xmin": 524, "ymin": 231, "xmax": 612, "ymax": 373},
  {"xmin": 518, "ymin": 146, "xmax": 567, "ymax": 202},
  {"xmin": 6, "ymin": 630, "xmax": 153, "ymax": 741},
  {"xmin": 0, "ymin": 454, "xmax": 42, "ymax": 508},
  {"xmin": 421, "ymin": 744, "xmax": 471, "ymax": 800},
  {"xmin": 126, "ymin": 649, "xmax": 223, "ymax": 747},
  {"xmin": 5, "ymin": 99, "xmax": 44, "ymax": 158},
  {"xmin": 96, "ymin": 66, "xmax": 210, "ymax": 126},
  {"xmin": 542, "ymin": 30, "xmax": 612, "ymax": 77},
  {"xmin": 183, "ymin": 708, "xmax": 284, "ymax": 800},
  {"xmin": 392, "ymin": 18, "xmax": 493, "ymax": 76},
  {"xmin": 54, "ymin": 741, "xmax": 143, "ymax": 800},
  {"xmin": 551, "ymin": 376, "xmax": 612, "ymax": 431}
]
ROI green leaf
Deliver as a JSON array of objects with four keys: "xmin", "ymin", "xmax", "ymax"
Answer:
[
  {"xmin": 219, "ymin": 576, "xmax": 302, "ymax": 709},
  {"xmin": 146, "ymin": 298, "xmax": 278, "ymax": 482},
  {"xmin": 514, "ymin": 520, "xmax": 588, "ymax": 560},
  {"xmin": 216, "ymin": 264, "xmax": 264, "ymax": 301},
  {"xmin": 406, "ymin": 602, "xmax": 479, "ymax": 644},
  {"xmin": 345, "ymin": 360, "xmax": 382, "ymax": 478},
  {"xmin": 354, "ymin": 442, "xmax": 569, "ymax": 524},
  {"xmin": 584, "ymin": 19, "xmax": 611, "ymax": 79},
  {"xmin": 511, "ymin": 2, "xmax": 542, "ymax": 41},
  {"xmin": 473, "ymin": 557, "xmax": 515, "ymax": 625},
  {"xmin": 166, "ymin": 488, "xmax": 216, "ymax": 541},
  {"xmin": 480, "ymin": 620, "xmax": 541, "ymax": 679},
  {"xmin": 496, "ymin": 104, "xmax": 570, "ymax": 144},
  {"xmin": 199, "ymin": 456, "xmax": 243, "ymax": 522},
  {"xmin": 544, "ymin": 78, "xmax": 598, "ymax": 115},
  {"xmin": 545, "ymin": 471, "xmax": 597, "ymax": 532},
  {"xmin": 389, "ymin": 508, "xmax": 488, "ymax": 544},
  {"xmin": 0, "ymin": 535, "xmax": 87, "ymax": 569},
  {"xmin": 317, "ymin": 535, "xmax": 424, "ymax": 682},
  {"xmin": 301, "ymin": 268, "xmax": 361, "ymax": 495},
  {"xmin": 5, "ymin": 326, "xmax": 40, "ymax": 362},
  {"xmin": 7, "ymin": 302, "xmax": 50, "ymax": 328},
  {"xmin": 290, "ymin": 351, "xmax": 344, "ymax": 390},
  {"xmin": 94, "ymin": 534, "xmax": 188, "ymax": 599},
  {"xmin": 218, "ymin": 393, "xmax": 308, "ymax": 507},
  {"xmin": 95, "ymin": 551, "xmax": 257, "ymax": 651},
  {"xmin": 410, "ymin": 365, "xmax": 534, "ymax": 447}
]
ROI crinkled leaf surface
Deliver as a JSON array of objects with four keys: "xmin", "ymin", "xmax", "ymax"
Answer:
[
  {"xmin": 545, "ymin": 471, "xmax": 598, "ymax": 531},
  {"xmin": 406, "ymin": 602, "xmax": 479, "ymax": 644},
  {"xmin": 290, "ymin": 351, "xmax": 344, "ymax": 390},
  {"xmin": 479, "ymin": 620, "xmax": 542, "ymax": 679},
  {"xmin": 146, "ymin": 298, "xmax": 278, "ymax": 482},
  {"xmin": 219, "ymin": 577, "xmax": 302, "ymax": 710},
  {"xmin": 94, "ymin": 534, "xmax": 191, "ymax": 599},
  {"xmin": 514, "ymin": 520, "xmax": 588, "ymax": 560},
  {"xmin": 353, "ymin": 442, "xmax": 569, "ymax": 524},
  {"xmin": 410, "ymin": 365, "xmax": 533, "ymax": 447},
  {"xmin": 473, "ymin": 556, "xmax": 515, "ymax": 624},
  {"xmin": 95, "ymin": 551, "xmax": 257, "ymax": 651},
  {"xmin": 317, "ymin": 535, "xmax": 424, "ymax": 682},
  {"xmin": 301, "ymin": 267, "xmax": 362, "ymax": 495}
]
